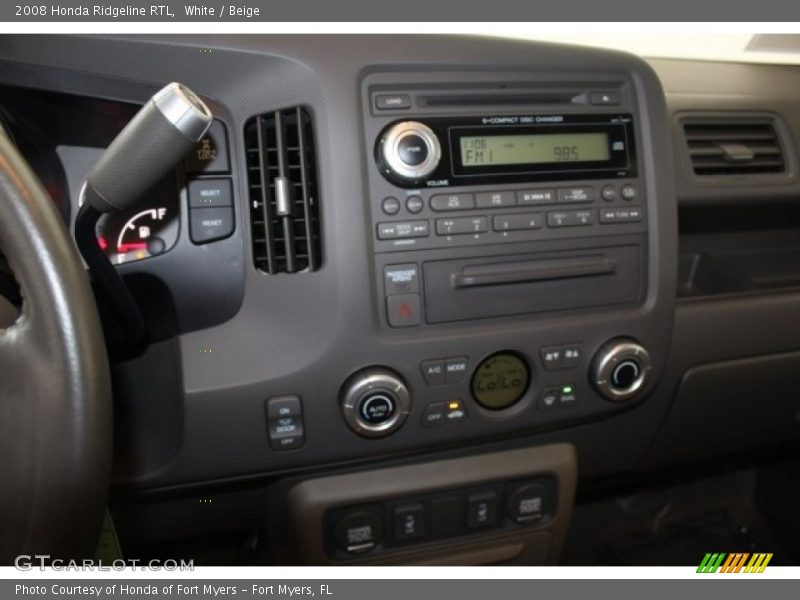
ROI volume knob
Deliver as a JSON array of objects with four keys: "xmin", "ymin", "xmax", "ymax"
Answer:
[{"xmin": 378, "ymin": 121, "xmax": 441, "ymax": 183}]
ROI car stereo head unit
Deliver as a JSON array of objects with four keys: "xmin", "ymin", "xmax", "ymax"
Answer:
[{"xmin": 376, "ymin": 114, "xmax": 637, "ymax": 188}]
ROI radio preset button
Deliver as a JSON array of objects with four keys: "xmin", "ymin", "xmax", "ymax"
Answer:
[
  {"xmin": 558, "ymin": 187, "xmax": 595, "ymax": 204},
  {"xmin": 547, "ymin": 210, "xmax": 595, "ymax": 227},
  {"xmin": 406, "ymin": 195, "xmax": 424, "ymax": 214},
  {"xmin": 398, "ymin": 134, "xmax": 429, "ymax": 166},
  {"xmin": 493, "ymin": 213, "xmax": 543, "ymax": 231},
  {"xmin": 476, "ymin": 191, "xmax": 516, "ymax": 208},
  {"xmin": 430, "ymin": 193, "xmax": 475, "ymax": 211},
  {"xmin": 517, "ymin": 189, "xmax": 556, "ymax": 205},
  {"xmin": 381, "ymin": 196, "xmax": 401, "ymax": 215},
  {"xmin": 377, "ymin": 220, "xmax": 430, "ymax": 240},
  {"xmin": 436, "ymin": 217, "xmax": 488, "ymax": 236}
]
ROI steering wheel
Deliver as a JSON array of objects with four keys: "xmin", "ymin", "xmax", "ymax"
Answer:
[{"xmin": 0, "ymin": 130, "xmax": 112, "ymax": 561}]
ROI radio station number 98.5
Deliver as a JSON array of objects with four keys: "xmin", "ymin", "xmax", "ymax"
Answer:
[{"xmin": 553, "ymin": 145, "xmax": 581, "ymax": 162}]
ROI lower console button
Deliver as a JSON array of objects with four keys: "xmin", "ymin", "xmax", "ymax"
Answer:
[
  {"xmin": 467, "ymin": 491, "xmax": 499, "ymax": 529},
  {"xmin": 507, "ymin": 480, "xmax": 556, "ymax": 525},
  {"xmin": 333, "ymin": 508, "xmax": 383, "ymax": 554},
  {"xmin": 393, "ymin": 502, "xmax": 426, "ymax": 542}
]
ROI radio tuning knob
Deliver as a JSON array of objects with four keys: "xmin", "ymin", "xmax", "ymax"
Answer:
[{"xmin": 377, "ymin": 121, "xmax": 442, "ymax": 183}]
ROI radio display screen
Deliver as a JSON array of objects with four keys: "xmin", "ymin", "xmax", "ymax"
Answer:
[{"xmin": 459, "ymin": 132, "xmax": 610, "ymax": 167}]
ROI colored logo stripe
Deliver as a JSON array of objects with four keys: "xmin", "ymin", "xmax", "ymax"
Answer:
[
  {"xmin": 745, "ymin": 553, "xmax": 773, "ymax": 573},
  {"xmin": 697, "ymin": 553, "xmax": 773, "ymax": 573}
]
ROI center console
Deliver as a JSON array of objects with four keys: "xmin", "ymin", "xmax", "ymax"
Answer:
[{"xmin": 338, "ymin": 71, "xmax": 674, "ymax": 448}]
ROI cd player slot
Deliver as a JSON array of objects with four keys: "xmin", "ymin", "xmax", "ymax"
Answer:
[
  {"xmin": 423, "ymin": 245, "xmax": 641, "ymax": 324},
  {"xmin": 452, "ymin": 255, "xmax": 617, "ymax": 289},
  {"xmin": 420, "ymin": 93, "xmax": 578, "ymax": 107}
]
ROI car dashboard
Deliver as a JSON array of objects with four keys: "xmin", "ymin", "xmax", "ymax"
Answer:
[{"xmin": 1, "ymin": 34, "xmax": 800, "ymax": 565}]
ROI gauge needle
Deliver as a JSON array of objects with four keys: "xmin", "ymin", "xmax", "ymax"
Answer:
[{"xmin": 117, "ymin": 243, "xmax": 148, "ymax": 252}]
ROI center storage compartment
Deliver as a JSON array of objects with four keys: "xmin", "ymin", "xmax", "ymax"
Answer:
[{"xmin": 422, "ymin": 245, "xmax": 642, "ymax": 324}]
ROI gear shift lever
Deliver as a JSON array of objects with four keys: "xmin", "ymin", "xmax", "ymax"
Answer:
[{"xmin": 74, "ymin": 82, "xmax": 212, "ymax": 352}]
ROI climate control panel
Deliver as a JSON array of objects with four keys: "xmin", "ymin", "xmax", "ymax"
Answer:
[{"xmin": 335, "ymin": 339, "xmax": 652, "ymax": 443}]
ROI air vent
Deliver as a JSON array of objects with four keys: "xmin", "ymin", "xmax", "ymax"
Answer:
[
  {"xmin": 245, "ymin": 107, "xmax": 321, "ymax": 274},
  {"xmin": 683, "ymin": 119, "xmax": 786, "ymax": 176}
]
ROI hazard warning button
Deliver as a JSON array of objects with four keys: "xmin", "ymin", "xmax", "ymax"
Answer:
[{"xmin": 386, "ymin": 294, "xmax": 422, "ymax": 327}]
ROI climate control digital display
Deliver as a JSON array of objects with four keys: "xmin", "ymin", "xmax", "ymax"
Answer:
[{"xmin": 471, "ymin": 352, "xmax": 530, "ymax": 410}]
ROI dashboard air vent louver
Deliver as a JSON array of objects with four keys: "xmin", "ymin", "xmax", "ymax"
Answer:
[
  {"xmin": 683, "ymin": 119, "xmax": 785, "ymax": 176},
  {"xmin": 245, "ymin": 107, "xmax": 321, "ymax": 274}
]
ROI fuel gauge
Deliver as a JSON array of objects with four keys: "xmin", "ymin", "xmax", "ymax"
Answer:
[
  {"xmin": 102, "ymin": 208, "xmax": 171, "ymax": 264},
  {"xmin": 95, "ymin": 174, "xmax": 180, "ymax": 265}
]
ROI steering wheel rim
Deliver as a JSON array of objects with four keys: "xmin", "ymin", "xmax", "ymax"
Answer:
[{"xmin": 0, "ymin": 130, "xmax": 112, "ymax": 561}]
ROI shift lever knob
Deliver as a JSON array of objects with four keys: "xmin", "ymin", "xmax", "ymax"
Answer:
[{"xmin": 83, "ymin": 82, "xmax": 212, "ymax": 213}]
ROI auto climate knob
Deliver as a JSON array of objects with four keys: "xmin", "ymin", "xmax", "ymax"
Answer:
[
  {"xmin": 340, "ymin": 367, "xmax": 411, "ymax": 438},
  {"xmin": 377, "ymin": 121, "xmax": 442, "ymax": 182},
  {"xmin": 590, "ymin": 338, "xmax": 653, "ymax": 402}
]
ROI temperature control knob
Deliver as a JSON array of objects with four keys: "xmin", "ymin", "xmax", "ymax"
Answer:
[
  {"xmin": 377, "ymin": 121, "xmax": 441, "ymax": 182},
  {"xmin": 340, "ymin": 367, "xmax": 411, "ymax": 438},
  {"xmin": 590, "ymin": 339, "xmax": 653, "ymax": 402}
]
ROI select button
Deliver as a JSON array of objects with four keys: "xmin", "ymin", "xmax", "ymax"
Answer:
[{"xmin": 188, "ymin": 178, "xmax": 233, "ymax": 208}]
